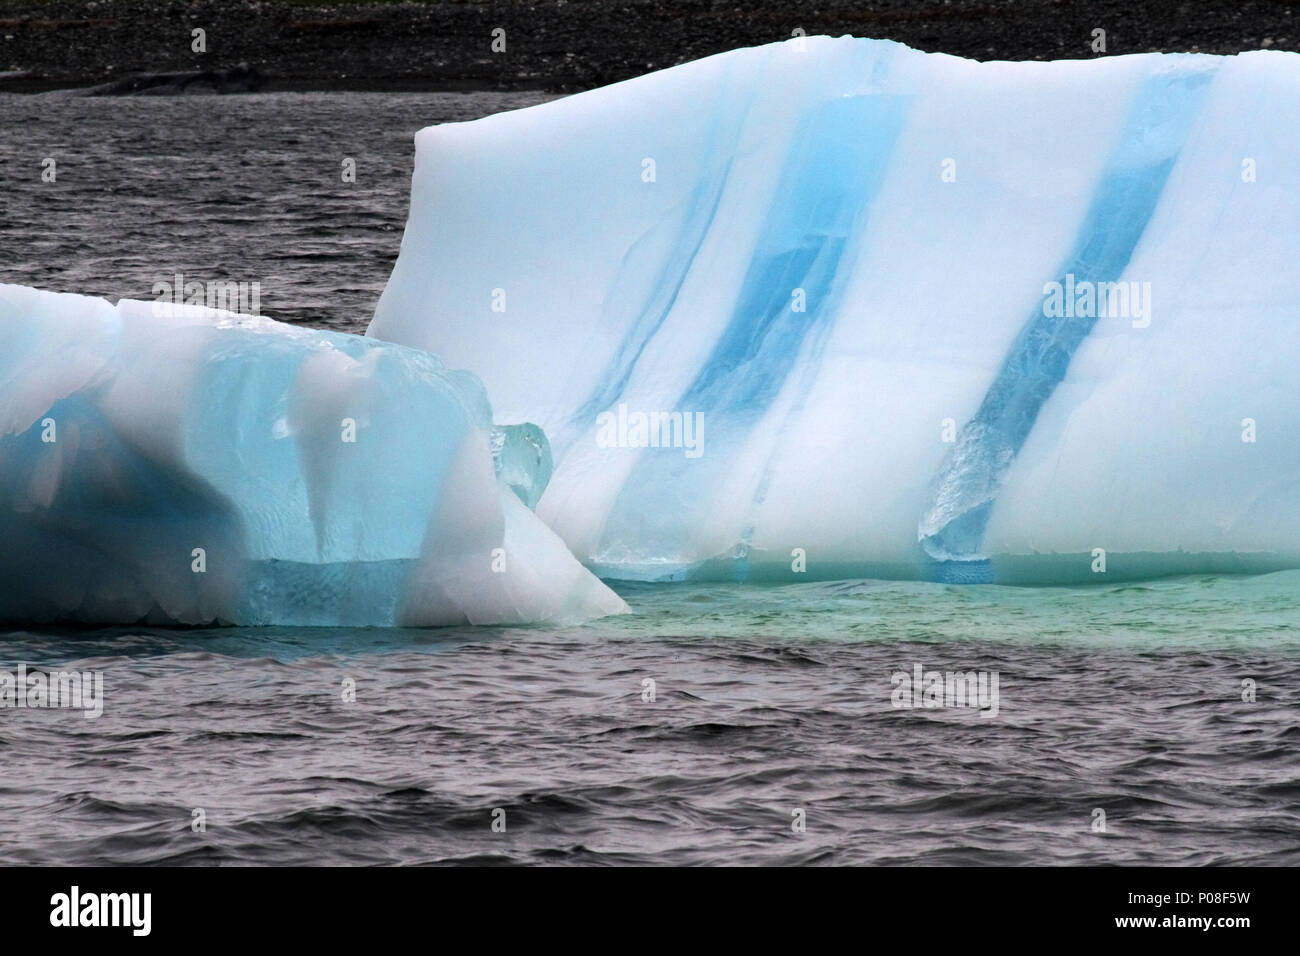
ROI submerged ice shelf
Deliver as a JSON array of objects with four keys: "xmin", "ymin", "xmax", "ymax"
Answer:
[
  {"xmin": 0, "ymin": 285, "xmax": 627, "ymax": 626},
  {"xmin": 370, "ymin": 35, "xmax": 1300, "ymax": 584}
]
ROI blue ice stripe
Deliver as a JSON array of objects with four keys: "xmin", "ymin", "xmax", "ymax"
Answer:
[
  {"xmin": 556, "ymin": 68, "xmax": 760, "ymax": 459},
  {"xmin": 678, "ymin": 93, "xmax": 906, "ymax": 417},
  {"xmin": 919, "ymin": 63, "xmax": 1219, "ymax": 574},
  {"xmin": 596, "ymin": 90, "xmax": 909, "ymax": 563},
  {"xmin": 559, "ymin": 159, "xmax": 737, "ymax": 455}
]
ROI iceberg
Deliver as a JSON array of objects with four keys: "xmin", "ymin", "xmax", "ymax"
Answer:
[
  {"xmin": 0, "ymin": 284, "xmax": 628, "ymax": 626},
  {"xmin": 370, "ymin": 36, "xmax": 1300, "ymax": 584}
]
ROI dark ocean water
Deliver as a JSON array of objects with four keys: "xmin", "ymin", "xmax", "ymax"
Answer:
[
  {"xmin": 2, "ymin": 93, "xmax": 1299, "ymax": 866},
  {"xmin": 0, "ymin": 90, "xmax": 556, "ymax": 332}
]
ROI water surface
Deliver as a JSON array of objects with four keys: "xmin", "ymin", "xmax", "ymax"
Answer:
[{"xmin": 1, "ymin": 93, "xmax": 1297, "ymax": 866}]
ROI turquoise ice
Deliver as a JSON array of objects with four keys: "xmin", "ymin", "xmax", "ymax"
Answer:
[
  {"xmin": 918, "ymin": 64, "xmax": 1219, "ymax": 579},
  {"xmin": 0, "ymin": 285, "xmax": 626, "ymax": 626},
  {"xmin": 371, "ymin": 37, "xmax": 1300, "ymax": 584}
]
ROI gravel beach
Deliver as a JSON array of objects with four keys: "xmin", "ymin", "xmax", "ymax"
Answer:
[{"xmin": 1, "ymin": 0, "xmax": 1297, "ymax": 94}]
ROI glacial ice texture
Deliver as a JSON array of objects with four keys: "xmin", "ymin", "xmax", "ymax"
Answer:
[
  {"xmin": 370, "ymin": 36, "xmax": 1300, "ymax": 584},
  {"xmin": 0, "ymin": 285, "xmax": 627, "ymax": 625}
]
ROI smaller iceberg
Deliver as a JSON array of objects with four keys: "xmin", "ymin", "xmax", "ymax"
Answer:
[{"xmin": 0, "ymin": 284, "xmax": 628, "ymax": 627}]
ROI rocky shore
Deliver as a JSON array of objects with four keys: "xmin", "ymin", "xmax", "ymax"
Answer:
[{"xmin": 0, "ymin": 0, "xmax": 1296, "ymax": 94}]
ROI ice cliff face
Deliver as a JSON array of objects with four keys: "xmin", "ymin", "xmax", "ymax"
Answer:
[
  {"xmin": 370, "ymin": 36, "xmax": 1300, "ymax": 583},
  {"xmin": 0, "ymin": 285, "xmax": 627, "ymax": 625}
]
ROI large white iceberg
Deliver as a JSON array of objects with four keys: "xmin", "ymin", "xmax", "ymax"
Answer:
[
  {"xmin": 0, "ymin": 284, "xmax": 628, "ymax": 626},
  {"xmin": 370, "ymin": 36, "xmax": 1300, "ymax": 584}
]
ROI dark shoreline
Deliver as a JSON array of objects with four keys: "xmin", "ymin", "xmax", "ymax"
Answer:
[{"xmin": 0, "ymin": 0, "xmax": 1297, "ymax": 95}]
